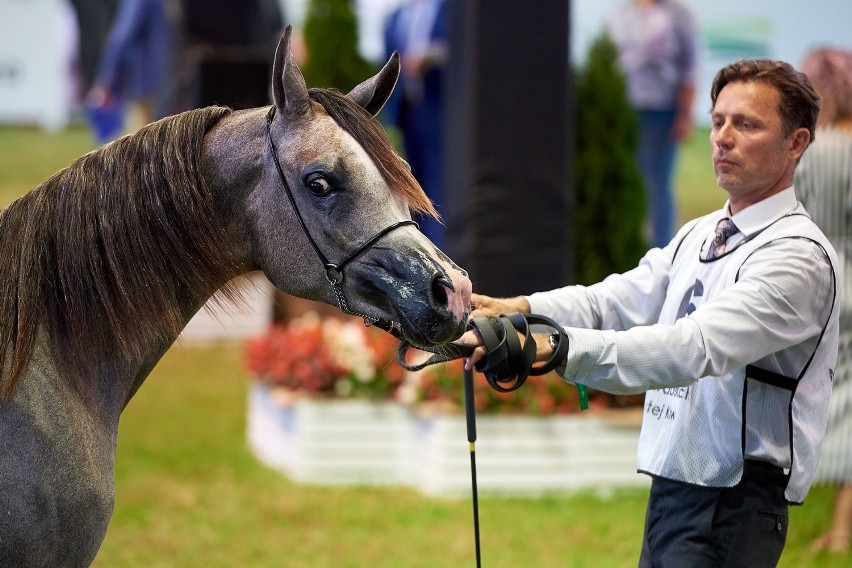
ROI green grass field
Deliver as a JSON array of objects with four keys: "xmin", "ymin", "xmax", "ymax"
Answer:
[{"xmin": 0, "ymin": 124, "xmax": 848, "ymax": 566}]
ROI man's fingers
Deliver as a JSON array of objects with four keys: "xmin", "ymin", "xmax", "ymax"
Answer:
[
  {"xmin": 454, "ymin": 329, "xmax": 486, "ymax": 370},
  {"xmin": 464, "ymin": 346, "xmax": 488, "ymax": 371}
]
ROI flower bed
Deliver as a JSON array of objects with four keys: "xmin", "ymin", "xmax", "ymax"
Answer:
[
  {"xmin": 412, "ymin": 411, "xmax": 647, "ymax": 497},
  {"xmin": 246, "ymin": 311, "xmax": 405, "ymax": 400},
  {"xmin": 245, "ymin": 312, "xmax": 647, "ymax": 494},
  {"xmin": 247, "ymin": 384, "xmax": 414, "ymax": 485}
]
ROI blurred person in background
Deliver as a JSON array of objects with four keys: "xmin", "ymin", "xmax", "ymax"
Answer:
[
  {"xmin": 85, "ymin": 0, "xmax": 168, "ymax": 143},
  {"xmin": 85, "ymin": 0, "xmax": 283, "ymax": 143},
  {"xmin": 70, "ymin": 0, "xmax": 119, "ymax": 93},
  {"xmin": 796, "ymin": 46, "xmax": 852, "ymax": 555},
  {"xmin": 608, "ymin": 0, "xmax": 698, "ymax": 248},
  {"xmin": 382, "ymin": 0, "xmax": 448, "ymax": 248}
]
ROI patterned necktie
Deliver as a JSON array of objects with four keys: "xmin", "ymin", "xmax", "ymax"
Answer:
[{"xmin": 706, "ymin": 218, "xmax": 739, "ymax": 260}]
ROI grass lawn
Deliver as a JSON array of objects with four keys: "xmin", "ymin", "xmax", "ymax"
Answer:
[
  {"xmin": 92, "ymin": 344, "xmax": 848, "ymax": 567},
  {"xmin": 0, "ymin": 124, "xmax": 848, "ymax": 566}
]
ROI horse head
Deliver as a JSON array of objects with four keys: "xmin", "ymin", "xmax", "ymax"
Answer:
[{"xmin": 219, "ymin": 27, "xmax": 471, "ymax": 347}]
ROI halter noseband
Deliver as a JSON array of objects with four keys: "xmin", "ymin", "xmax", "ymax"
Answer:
[{"xmin": 265, "ymin": 106, "xmax": 416, "ymax": 335}]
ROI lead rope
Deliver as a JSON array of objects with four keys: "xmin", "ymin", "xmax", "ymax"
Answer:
[{"xmin": 404, "ymin": 313, "xmax": 590, "ymax": 566}]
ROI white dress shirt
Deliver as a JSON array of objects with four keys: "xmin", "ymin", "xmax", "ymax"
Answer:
[{"xmin": 527, "ymin": 187, "xmax": 839, "ymax": 503}]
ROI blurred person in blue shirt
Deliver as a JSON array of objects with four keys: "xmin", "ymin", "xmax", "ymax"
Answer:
[
  {"xmin": 85, "ymin": 0, "xmax": 168, "ymax": 143},
  {"xmin": 383, "ymin": 0, "xmax": 448, "ymax": 248}
]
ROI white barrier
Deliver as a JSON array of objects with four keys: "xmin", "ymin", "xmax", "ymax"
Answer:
[{"xmin": 0, "ymin": 0, "xmax": 78, "ymax": 129}]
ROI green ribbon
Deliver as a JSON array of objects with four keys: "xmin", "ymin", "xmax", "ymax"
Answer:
[{"xmin": 577, "ymin": 383, "xmax": 590, "ymax": 411}]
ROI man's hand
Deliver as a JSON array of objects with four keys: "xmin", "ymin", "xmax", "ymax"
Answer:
[
  {"xmin": 463, "ymin": 294, "xmax": 528, "ymax": 370},
  {"xmin": 454, "ymin": 329, "xmax": 486, "ymax": 370},
  {"xmin": 455, "ymin": 324, "xmax": 554, "ymax": 371},
  {"xmin": 470, "ymin": 293, "xmax": 530, "ymax": 318}
]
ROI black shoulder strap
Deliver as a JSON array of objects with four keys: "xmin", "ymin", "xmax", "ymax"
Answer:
[{"xmin": 736, "ymin": 233, "xmax": 837, "ymax": 383}]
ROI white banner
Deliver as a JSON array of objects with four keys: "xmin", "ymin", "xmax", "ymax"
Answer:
[{"xmin": 0, "ymin": 0, "xmax": 77, "ymax": 129}]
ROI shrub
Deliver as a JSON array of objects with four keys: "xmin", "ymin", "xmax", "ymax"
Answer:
[
  {"xmin": 573, "ymin": 32, "xmax": 647, "ymax": 285},
  {"xmin": 301, "ymin": 0, "xmax": 376, "ymax": 91}
]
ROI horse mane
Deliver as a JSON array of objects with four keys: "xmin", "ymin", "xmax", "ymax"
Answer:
[
  {"xmin": 308, "ymin": 88, "xmax": 438, "ymax": 218},
  {"xmin": 0, "ymin": 106, "xmax": 238, "ymax": 399}
]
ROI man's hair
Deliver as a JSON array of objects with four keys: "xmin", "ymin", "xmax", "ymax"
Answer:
[{"xmin": 710, "ymin": 59, "xmax": 821, "ymax": 142}]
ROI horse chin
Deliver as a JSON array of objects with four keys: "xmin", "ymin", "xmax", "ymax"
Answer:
[{"xmin": 394, "ymin": 308, "xmax": 470, "ymax": 349}]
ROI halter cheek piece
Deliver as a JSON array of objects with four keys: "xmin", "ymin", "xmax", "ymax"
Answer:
[{"xmin": 266, "ymin": 106, "xmax": 416, "ymax": 333}]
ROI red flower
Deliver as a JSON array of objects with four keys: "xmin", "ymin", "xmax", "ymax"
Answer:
[{"xmin": 245, "ymin": 312, "xmax": 407, "ymax": 399}]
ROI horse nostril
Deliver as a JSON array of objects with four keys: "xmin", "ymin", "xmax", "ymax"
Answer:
[{"xmin": 431, "ymin": 274, "xmax": 452, "ymax": 309}]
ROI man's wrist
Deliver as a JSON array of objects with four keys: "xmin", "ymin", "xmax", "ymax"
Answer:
[{"xmin": 546, "ymin": 330, "xmax": 569, "ymax": 375}]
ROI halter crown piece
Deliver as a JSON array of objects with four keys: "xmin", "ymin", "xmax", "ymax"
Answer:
[{"xmin": 265, "ymin": 106, "xmax": 416, "ymax": 334}]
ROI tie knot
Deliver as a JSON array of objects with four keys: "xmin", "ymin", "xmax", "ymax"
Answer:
[
  {"xmin": 706, "ymin": 218, "xmax": 739, "ymax": 260},
  {"xmin": 714, "ymin": 218, "xmax": 738, "ymax": 242}
]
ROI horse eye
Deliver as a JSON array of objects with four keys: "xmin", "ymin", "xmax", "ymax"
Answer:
[{"xmin": 304, "ymin": 173, "xmax": 332, "ymax": 196}]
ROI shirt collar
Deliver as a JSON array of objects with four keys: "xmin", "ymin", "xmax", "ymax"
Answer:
[{"xmin": 722, "ymin": 186, "xmax": 800, "ymax": 237}]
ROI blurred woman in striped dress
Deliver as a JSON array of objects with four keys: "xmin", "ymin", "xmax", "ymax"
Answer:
[{"xmin": 796, "ymin": 46, "xmax": 852, "ymax": 554}]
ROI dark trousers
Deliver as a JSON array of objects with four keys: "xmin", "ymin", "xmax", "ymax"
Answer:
[{"xmin": 638, "ymin": 475, "xmax": 788, "ymax": 567}]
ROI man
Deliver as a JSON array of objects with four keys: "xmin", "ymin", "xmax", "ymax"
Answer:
[{"xmin": 459, "ymin": 59, "xmax": 839, "ymax": 567}]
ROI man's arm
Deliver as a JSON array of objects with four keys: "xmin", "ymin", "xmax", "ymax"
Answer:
[{"xmin": 560, "ymin": 238, "xmax": 834, "ymax": 394}]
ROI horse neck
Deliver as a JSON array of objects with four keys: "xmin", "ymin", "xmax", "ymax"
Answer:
[
  {"xmin": 109, "ymin": 109, "xmax": 263, "ymax": 409},
  {"xmin": 5, "ymin": 107, "xmax": 249, "ymax": 416},
  {"xmin": 201, "ymin": 108, "xmax": 268, "ymax": 261}
]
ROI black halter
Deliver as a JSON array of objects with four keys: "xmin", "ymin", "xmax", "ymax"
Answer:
[{"xmin": 265, "ymin": 106, "xmax": 417, "ymax": 335}]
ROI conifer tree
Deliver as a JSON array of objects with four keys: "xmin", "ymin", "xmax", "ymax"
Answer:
[
  {"xmin": 573, "ymin": 33, "xmax": 647, "ymax": 285},
  {"xmin": 301, "ymin": 0, "xmax": 376, "ymax": 91}
]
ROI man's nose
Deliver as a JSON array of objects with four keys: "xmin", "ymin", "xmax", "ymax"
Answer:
[{"xmin": 713, "ymin": 122, "xmax": 734, "ymax": 149}]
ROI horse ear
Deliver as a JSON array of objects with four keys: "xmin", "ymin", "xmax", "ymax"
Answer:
[
  {"xmin": 347, "ymin": 52, "xmax": 400, "ymax": 117},
  {"xmin": 272, "ymin": 26, "xmax": 311, "ymax": 117}
]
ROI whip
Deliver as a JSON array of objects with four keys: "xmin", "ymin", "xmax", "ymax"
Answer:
[{"xmin": 463, "ymin": 366, "xmax": 482, "ymax": 567}]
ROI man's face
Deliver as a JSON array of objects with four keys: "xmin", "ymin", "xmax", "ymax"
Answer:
[{"xmin": 710, "ymin": 80, "xmax": 808, "ymax": 212}]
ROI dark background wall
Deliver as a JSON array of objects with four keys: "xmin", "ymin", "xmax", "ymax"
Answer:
[{"xmin": 444, "ymin": 0, "xmax": 573, "ymax": 297}]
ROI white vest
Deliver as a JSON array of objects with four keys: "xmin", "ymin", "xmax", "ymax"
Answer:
[{"xmin": 637, "ymin": 212, "xmax": 839, "ymax": 503}]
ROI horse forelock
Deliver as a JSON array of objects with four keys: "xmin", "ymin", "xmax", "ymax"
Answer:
[
  {"xmin": 308, "ymin": 88, "xmax": 438, "ymax": 218},
  {"xmin": 0, "ymin": 106, "xmax": 238, "ymax": 399}
]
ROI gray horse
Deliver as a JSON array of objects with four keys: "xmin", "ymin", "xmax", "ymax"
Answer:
[{"xmin": 0, "ymin": 27, "xmax": 471, "ymax": 567}]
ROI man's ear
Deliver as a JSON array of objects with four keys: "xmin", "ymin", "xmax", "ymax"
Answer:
[{"xmin": 790, "ymin": 127, "xmax": 811, "ymax": 160}]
